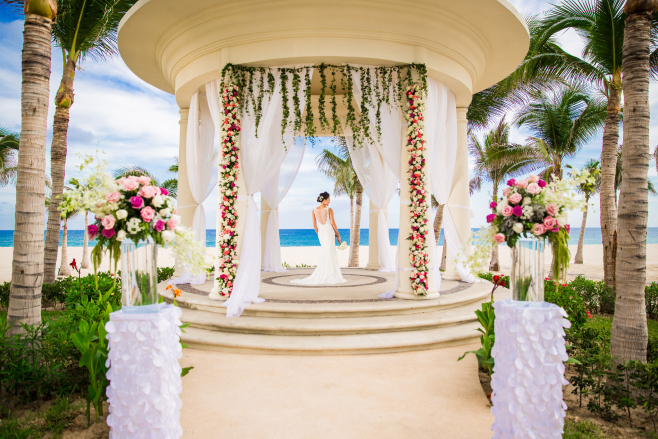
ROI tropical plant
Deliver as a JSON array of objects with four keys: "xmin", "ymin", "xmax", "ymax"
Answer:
[
  {"xmin": 570, "ymin": 160, "xmax": 601, "ymax": 264},
  {"xmin": 469, "ymin": 119, "xmax": 539, "ymax": 271},
  {"xmin": 69, "ymin": 177, "xmax": 91, "ymax": 269},
  {"xmin": 0, "ymin": 127, "xmax": 19, "ymax": 186},
  {"xmin": 161, "ymin": 156, "xmax": 179, "ymax": 199},
  {"xmin": 43, "ymin": 0, "xmax": 137, "ymax": 284},
  {"xmin": 610, "ymin": 0, "xmax": 658, "ymax": 364},
  {"xmin": 538, "ymin": 0, "xmax": 658, "ymax": 288},
  {"xmin": 57, "ymin": 186, "xmax": 81, "ymax": 277},
  {"xmin": 316, "ymin": 138, "xmax": 363, "ymax": 267},
  {"xmin": 1, "ymin": 0, "xmax": 57, "ymax": 335},
  {"xmin": 615, "ymin": 145, "xmax": 658, "ymax": 199},
  {"xmin": 113, "ymin": 163, "xmax": 178, "ymax": 198}
]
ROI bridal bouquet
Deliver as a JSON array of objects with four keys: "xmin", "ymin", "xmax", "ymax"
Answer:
[
  {"xmin": 60, "ymin": 155, "xmax": 206, "ymax": 273},
  {"xmin": 338, "ymin": 241, "xmax": 348, "ymax": 251}
]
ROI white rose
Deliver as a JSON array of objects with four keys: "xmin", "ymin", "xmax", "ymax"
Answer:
[
  {"xmin": 522, "ymin": 197, "xmax": 532, "ymax": 206},
  {"xmin": 152, "ymin": 195, "xmax": 164, "ymax": 207},
  {"xmin": 116, "ymin": 209, "xmax": 128, "ymax": 220},
  {"xmin": 557, "ymin": 215, "xmax": 568, "ymax": 226},
  {"xmin": 162, "ymin": 230, "xmax": 175, "ymax": 243},
  {"xmin": 170, "ymin": 214, "xmax": 181, "ymax": 225},
  {"xmin": 117, "ymin": 230, "xmax": 127, "ymax": 242},
  {"xmin": 159, "ymin": 208, "xmax": 171, "ymax": 217},
  {"xmin": 513, "ymin": 223, "xmax": 524, "ymax": 234}
]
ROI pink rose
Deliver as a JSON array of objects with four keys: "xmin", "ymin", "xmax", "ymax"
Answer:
[
  {"xmin": 502, "ymin": 188, "xmax": 510, "ymax": 197},
  {"xmin": 116, "ymin": 177, "xmax": 126, "ymax": 186},
  {"xmin": 526, "ymin": 183, "xmax": 541, "ymax": 195},
  {"xmin": 154, "ymin": 220, "xmax": 165, "ymax": 232},
  {"xmin": 122, "ymin": 178, "xmax": 139, "ymax": 191},
  {"xmin": 137, "ymin": 176, "xmax": 151, "ymax": 186},
  {"xmin": 502, "ymin": 205, "xmax": 514, "ymax": 217},
  {"xmin": 508, "ymin": 193, "xmax": 522, "ymax": 204},
  {"xmin": 140, "ymin": 185, "xmax": 158, "ymax": 198},
  {"xmin": 515, "ymin": 179, "xmax": 528, "ymax": 189},
  {"xmin": 167, "ymin": 219, "xmax": 177, "ymax": 230},
  {"xmin": 493, "ymin": 234, "xmax": 506, "ymax": 244},
  {"xmin": 101, "ymin": 214, "xmax": 116, "ymax": 230},
  {"xmin": 544, "ymin": 216, "xmax": 557, "ymax": 228},
  {"xmin": 533, "ymin": 224, "xmax": 546, "ymax": 235},
  {"xmin": 527, "ymin": 175, "xmax": 539, "ymax": 183},
  {"xmin": 105, "ymin": 191, "xmax": 121, "ymax": 203},
  {"xmin": 140, "ymin": 206, "xmax": 155, "ymax": 222},
  {"xmin": 546, "ymin": 204, "xmax": 558, "ymax": 216}
]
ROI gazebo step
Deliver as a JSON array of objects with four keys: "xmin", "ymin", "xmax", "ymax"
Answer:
[{"xmin": 180, "ymin": 322, "xmax": 482, "ymax": 355}]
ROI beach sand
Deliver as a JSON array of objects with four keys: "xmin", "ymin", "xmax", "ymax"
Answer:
[{"xmin": 0, "ymin": 244, "xmax": 656, "ymax": 283}]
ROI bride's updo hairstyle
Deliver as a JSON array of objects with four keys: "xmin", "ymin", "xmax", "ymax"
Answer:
[{"xmin": 317, "ymin": 192, "xmax": 330, "ymax": 203}]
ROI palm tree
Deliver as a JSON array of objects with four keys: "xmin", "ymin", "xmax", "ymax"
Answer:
[
  {"xmin": 610, "ymin": 0, "xmax": 658, "ymax": 364},
  {"xmin": 469, "ymin": 119, "xmax": 540, "ymax": 271},
  {"xmin": 569, "ymin": 160, "xmax": 601, "ymax": 264},
  {"xmin": 57, "ymin": 186, "xmax": 80, "ymax": 277},
  {"xmin": 1, "ymin": 0, "xmax": 57, "ymax": 334},
  {"xmin": 538, "ymin": 0, "xmax": 658, "ymax": 288},
  {"xmin": 615, "ymin": 146, "xmax": 658, "ymax": 200},
  {"xmin": 68, "ymin": 177, "xmax": 91, "ymax": 269},
  {"xmin": 43, "ymin": 0, "xmax": 136, "ymax": 283},
  {"xmin": 316, "ymin": 138, "xmax": 363, "ymax": 267},
  {"xmin": 161, "ymin": 157, "xmax": 179, "ymax": 199},
  {"xmin": 0, "ymin": 127, "xmax": 19, "ymax": 186}
]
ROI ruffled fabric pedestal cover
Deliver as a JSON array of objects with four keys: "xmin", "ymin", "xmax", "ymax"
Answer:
[
  {"xmin": 105, "ymin": 304, "xmax": 184, "ymax": 439},
  {"xmin": 491, "ymin": 299, "xmax": 571, "ymax": 438}
]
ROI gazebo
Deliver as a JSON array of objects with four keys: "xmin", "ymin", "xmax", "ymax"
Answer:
[{"xmin": 117, "ymin": 0, "xmax": 529, "ymax": 345}]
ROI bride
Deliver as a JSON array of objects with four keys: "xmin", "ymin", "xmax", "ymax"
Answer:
[{"xmin": 291, "ymin": 192, "xmax": 346, "ymax": 285}]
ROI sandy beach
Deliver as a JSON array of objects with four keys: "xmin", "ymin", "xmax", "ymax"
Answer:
[{"xmin": 0, "ymin": 244, "xmax": 657, "ymax": 283}]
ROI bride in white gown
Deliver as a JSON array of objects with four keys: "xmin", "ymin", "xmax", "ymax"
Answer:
[{"xmin": 291, "ymin": 192, "xmax": 346, "ymax": 285}]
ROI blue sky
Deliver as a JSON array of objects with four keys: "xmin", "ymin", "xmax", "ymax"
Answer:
[{"xmin": 0, "ymin": 0, "xmax": 657, "ymax": 231}]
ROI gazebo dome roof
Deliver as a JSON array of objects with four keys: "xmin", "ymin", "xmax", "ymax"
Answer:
[{"xmin": 118, "ymin": 0, "xmax": 529, "ymax": 107}]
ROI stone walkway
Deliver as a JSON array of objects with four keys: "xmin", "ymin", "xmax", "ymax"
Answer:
[{"xmin": 178, "ymin": 344, "xmax": 493, "ymax": 438}]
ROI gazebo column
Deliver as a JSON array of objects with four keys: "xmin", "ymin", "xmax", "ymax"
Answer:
[
  {"xmin": 174, "ymin": 108, "xmax": 195, "ymax": 275},
  {"xmin": 366, "ymin": 200, "xmax": 381, "ymax": 271},
  {"xmin": 444, "ymin": 107, "xmax": 472, "ymax": 280},
  {"xmin": 395, "ymin": 113, "xmax": 440, "ymax": 300},
  {"xmin": 233, "ymin": 139, "xmax": 249, "ymax": 261},
  {"xmin": 260, "ymin": 197, "xmax": 275, "ymax": 270}
]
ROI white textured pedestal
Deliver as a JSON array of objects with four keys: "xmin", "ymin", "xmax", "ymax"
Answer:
[
  {"xmin": 105, "ymin": 304, "xmax": 184, "ymax": 439},
  {"xmin": 491, "ymin": 299, "xmax": 571, "ymax": 438}
]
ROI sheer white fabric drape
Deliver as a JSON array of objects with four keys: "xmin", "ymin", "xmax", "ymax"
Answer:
[
  {"xmin": 170, "ymin": 90, "xmax": 218, "ymax": 285},
  {"xmin": 262, "ymin": 139, "xmax": 305, "ymax": 272},
  {"xmin": 222, "ymin": 67, "xmax": 314, "ymax": 317},
  {"xmin": 425, "ymin": 78, "xmax": 474, "ymax": 283}
]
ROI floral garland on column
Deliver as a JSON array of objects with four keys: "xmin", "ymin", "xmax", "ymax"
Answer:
[
  {"xmin": 216, "ymin": 84, "xmax": 241, "ymax": 297},
  {"xmin": 405, "ymin": 84, "xmax": 430, "ymax": 296}
]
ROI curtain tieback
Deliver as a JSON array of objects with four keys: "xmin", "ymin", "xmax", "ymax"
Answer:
[
  {"xmin": 447, "ymin": 204, "xmax": 474, "ymax": 218},
  {"xmin": 370, "ymin": 209, "xmax": 389, "ymax": 213},
  {"xmin": 176, "ymin": 204, "xmax": 198, "ymax": 209},
  {"xmin": 261, "ymin": 209, "xmax": 278, "ymax": 214}
]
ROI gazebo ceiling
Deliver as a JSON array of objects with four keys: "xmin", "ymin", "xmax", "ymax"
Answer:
[{"xmin": 118, "ymin": 0, "xmax": 529, "ymax": 108}]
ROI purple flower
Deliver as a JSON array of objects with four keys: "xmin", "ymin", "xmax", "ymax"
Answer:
[
  {"xmin": 130, "ymin": 196, "xmax": 144, "ymax": 209},
  {"xmin": 512, "ymin": 206, "xmax": 523, "ymax": 217},
  {"xmin": 490, "ymin": 201, "xmax": 497, "ymax": 209},
  {"xmin": 537, "ymin": 180, "xmax": 547, "ymax": 188},
  {"xmin": 507, "ymin": 179, "xmax": 516, "ymax": 186},
  {"xmin": 160, "ymin": 187, "xmax": 169, "ymax": 196},
  {"xmin": 486, "ymin": 214, "xmax": 495, "ymax": 223},
  {"xmin": 154, "ymin": 220, "xmax": 165, "ymax": 232},
  {"xmin": 565, "ymin": 224, "xmax": 571, "ymax": 233},
  {"xmin": 87, "ymin": 224, "xmax": 99, "ymax": 239},
  {"xmin": 101, "ymin": 228, "xmax": 116, "ymax": 238},
  {"xmin": 552, "ymin": 227, "xmax": 560, "ymax": 233}
]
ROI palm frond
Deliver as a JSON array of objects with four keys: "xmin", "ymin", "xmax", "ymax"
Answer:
[{"xmin": 113, "ymin": 165, "xmax": 159, "ymax": 185}]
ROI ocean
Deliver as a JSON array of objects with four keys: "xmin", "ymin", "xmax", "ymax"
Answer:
[{"xmin": 1, "ymin": 228, "xmax": 657, "ymax": 247}]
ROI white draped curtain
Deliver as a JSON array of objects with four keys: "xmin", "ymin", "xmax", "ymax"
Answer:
[
  {"xmin": 222, "ymin": 67, "xmax": 314, "ymax": 317},
  {"xmin": 170, "ymin": 90, "xmax": 219, "ymax": 285},
  {"xmin": 262, "ymin": 139, "xmax": 306, "ymax": 272}
]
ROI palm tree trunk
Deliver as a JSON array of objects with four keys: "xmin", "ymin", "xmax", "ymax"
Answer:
[
  {"xmin": 440, "ymin": 239, "xmax": 447, "ymax": 271},
  {"xmin": 58, "ymin": 220, "xmax": 70, "ymax": 276},
  {"xmin": 610, "ymin": 3, "xmax": 654, "ymax": 363},
  {"xmin": 433, "ymin": 204, "xmax": 444, "ymax": 241},
  {"xmin": 8, "ymin": 9, "xmax": 56, "ymax": 335},
  {"xmin": 81, "ymin": 211, "xmax": 90, "ymax": 269},
  {"xmin": 349, "ymin": 182, "xmax": 363, "ymax": 267},
  {"xmin": 44, "ymin": 57, "xmax": 75, "ymax": 283},
  {"xmin": 489, "ymin": 186, "xmax": 499, "ymax": 271},
  {"xmin": 348, "ymin": 196, "xmax": 354, "ymax": 266},
  {"xmin": 574, "ymin": 199, "xmax": 589, "ymax": 264},
  {"xmin": 600, "ymin": 85, "xmax": 621, "ymax": 288}
]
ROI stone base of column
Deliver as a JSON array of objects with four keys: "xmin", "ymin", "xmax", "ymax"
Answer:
[
  {"xmin": 442, "ymin": 270, "xmax": 461, "ymax": 281},
  {"xmin": 394, "ymin": 291, "xmax": 441, "ymax": 300},
  {"xmin": 365, "ymin": 263, "xmax": 381, "ymax": 271}
]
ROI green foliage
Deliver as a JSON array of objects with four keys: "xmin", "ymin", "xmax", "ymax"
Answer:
[
  {"xmin": 157, "ymin": 266, "xmax": 176, "ymax": 283},
  {"xmin": 0, "ymin": 281, "xmax": 9, "ymax": 308},
  {"xmin": 562, "ymin": 417, "xmax": 606, "ymax": 439},
  {"xmin": 458, "ymin": 300, "xmax": 496, "ymax": 375},
  {"xmin": 0, "ymin": 396, "xmax": 79, "ymax": 438},
  {"xmin": 544, "ymin": 281, "xmax": 588, "ymax": 330},
  {"xmin": 647, "ymin": 283, "xmax": 658, "ymax": 320},
  {"xmin": 568, "ymin": 276, "xmax": 615, "ymax": 315}
]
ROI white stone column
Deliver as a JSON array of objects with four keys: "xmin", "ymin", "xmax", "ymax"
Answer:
[
  {"xmin": 366, "ymin": 200, "xmax": 380, "ymax": 271},
  {"xmin": 175, "ymin": 108, "xmax": 194, "ymax": 275},
  {"xmin": 444, "ymin": 107, "xmax": 472, "ymax": 280},
  {"xmin": 233, "ymin": 138, "xmax": 249, "ymax": 260},
  {"xmin": 395, "ymin": 110, "xmax": 439, "ymax": 300},
  {"xmin": 260, "ymin": 196, "xmax": 272, "ymax": 270}
]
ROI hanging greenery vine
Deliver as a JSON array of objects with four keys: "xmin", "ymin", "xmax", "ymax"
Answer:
[{"xmin": 219, "ymin": 62, "xmax": 428, "ymax": 146}]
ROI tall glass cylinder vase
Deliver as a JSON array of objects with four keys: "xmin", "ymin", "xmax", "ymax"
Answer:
[
  {"xmin": 121, "ymin": 237, "xmax": 159, "ymax": 313},
  {"xmin": 510, "ymin": 237, "xmax": 545, "ymax": 302}
]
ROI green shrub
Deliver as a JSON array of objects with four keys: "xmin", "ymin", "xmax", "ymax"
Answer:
[
  {"xmin": 563, "ymin": 417, "xmax": 606, "ymax": 439},
  {"xmin": 0, "ymin": 282, "xmax": 9, "ymax": 309},
  {"xmin": 41, "ymin": 282, "xmax": 67, "ymax": 308},
  {"xmin": 569, "ymin": 276, "xmax": 615, "ymax": 315},
  {"xmin": 545, "ymin": 281, "xmax": 588, "ymax": 330},
  {"xmin": 647, "ymin": 283, "xmax": 658, "ymax": 320},
  {"xmin": 157, "ymin": 266, "xmax": 175, "ymax": 282}
]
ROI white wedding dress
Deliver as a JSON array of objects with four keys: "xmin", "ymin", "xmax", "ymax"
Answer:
[{"xmin": 291, "ymin": 208, "xmax": 346, "ymax": 285}]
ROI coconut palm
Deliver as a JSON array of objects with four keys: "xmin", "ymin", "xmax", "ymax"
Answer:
[
  {"xmin": 538, "ymin": 0, "xmax": 658, "ymax": 288},
  {"xmin": 57, "ymin": 186, "xmax": 80, "ymax": 277},
  {"xmin": 161, "ymin": 157, "xmax": 179, "ymax": 199},
  {"xmin": 0, "ymin": 127, "xmax": 19, "ymax": 186},
  {"xmin": 1, "ymin": 0, "xmax": 57, "ymax": 334},
  {"xmin": 610, "ymin": 0, "xmax": 658, "ymax": 364},
  {"xmin": 569, "ymin": 160, "xmax": 601, "ymax": 264},
  {"xmin": 43, "ymin": 0, "xmax": 136, "ymax": 283},
  {"xmin": 316, "ymin": 138, "xmax": 363, "ymax": 267},
  {"xmin": 615, "ymin": 146, "xmax": 658, "ymax": 199}
]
